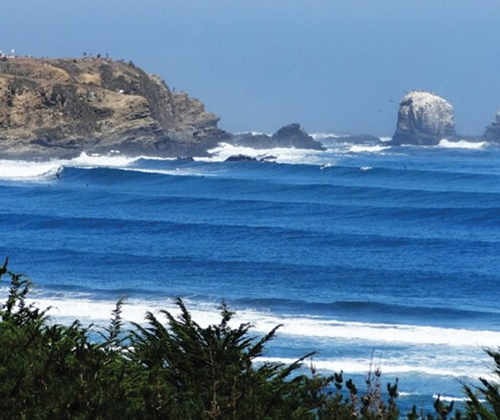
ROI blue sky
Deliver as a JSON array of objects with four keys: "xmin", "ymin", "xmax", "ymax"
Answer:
[{"xmin": 1, "ymin": 0, "xmax": 499, "ymax": 136}]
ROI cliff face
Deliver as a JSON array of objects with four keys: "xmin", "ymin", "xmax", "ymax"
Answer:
[
  {"xmin": 0, "ymin": 57, "xmax": 229, "ymax": 158},
  {"xmin": 391, "ymin": 91, "xmax": 456, "ymax": 145},
  {"xmin": 483, "ymin": 111, "xmax": 500, "ymax": 142}
]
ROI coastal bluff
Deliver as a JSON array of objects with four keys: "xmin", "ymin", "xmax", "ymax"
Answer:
[{"xmin": 0, "ymin": 57, "xmax": 229, "ymax": 158}]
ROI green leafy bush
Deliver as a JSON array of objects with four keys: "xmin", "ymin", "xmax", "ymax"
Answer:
[{"xmin": 0, "ymin": 257, "xmax": 498, "ymax": 420}]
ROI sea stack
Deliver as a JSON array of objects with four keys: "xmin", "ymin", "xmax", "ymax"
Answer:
[
  {"xmin": 483, "ymin": 111, "xmax": 500, "ymax": 142},
  {"xmin": 231, "ymin": 123, "xmax": 325, "ymax": 150},
  {"xmin": 391, "ymin": 90, "xmax": 456, "ymax": 146}
]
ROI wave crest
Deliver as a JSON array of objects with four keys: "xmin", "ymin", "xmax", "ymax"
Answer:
[{"xmin": 439, "ymin": 139, "xmax": 487, "ymax": 149}]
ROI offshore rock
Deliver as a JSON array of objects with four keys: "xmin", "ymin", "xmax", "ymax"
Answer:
[
  {"xmin": 0, "ymin": 57, "xmax": 230, "ymax": 158},
  {"xmin": 483, "ymin": 111, "xmax": 500, "ymax": 142},
  {"xmin": 224, "ymin": 154, "xmax": 259, "ymax": 162},
  {"xmin": 391, "ymin": 91, "xmax": 456, "ymax": 146},
  {"xmin": 232, "ymin": 123, "xmax": 325, "ymax": 150}
]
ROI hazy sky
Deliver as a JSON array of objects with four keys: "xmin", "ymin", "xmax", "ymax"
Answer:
[{"xmin": 1, "ymin": 0, "xmax": 499, "ymax": 136}]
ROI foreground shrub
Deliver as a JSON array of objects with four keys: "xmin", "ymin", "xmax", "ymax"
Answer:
[{"xmin": 0, "ymin": 258, "xmax": 498, "ymax": 419}]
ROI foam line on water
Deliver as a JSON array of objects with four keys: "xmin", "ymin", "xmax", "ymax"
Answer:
[
  {"xmin": 439, "ymin": 139, "xmax": 487, "ymax": 150},
  {"xmin": 68, "ymin": 152, "xmax": 139, "ymax": 167},
  {"xmin": 4, "ymin": 294, "xmax": 494, "ymax": 381},
  {"xmin": 205, "ymin": 143, "xmax": 328, "ymax": 165},
  {"xmin": 0, "ymin": 152, "xmax": 141, "ymax": 181},
  {"xmin": 0, "ymin": 160, "xmax": 61, "ymax": 180},
  {"xmin": 311, "ymin": 133, "xmax": 349, "ymax": 140},
  {"xmin": 253, "ymin": 357, "xmax": 490, "ymax": 379},
  {"xmin": 22, "ymin": 296, "xmax": 500, "ymax": 348},
  {"xmin": 234, "ymin": 309, "xmax": 500, "ymax": 347},
  {"xmin": 349, "ymin": 145, "xmax": 391, "ymax": 153},
  {"xmin": 432, "ymin": 394, "xmax": 486, "ymax": 403}
]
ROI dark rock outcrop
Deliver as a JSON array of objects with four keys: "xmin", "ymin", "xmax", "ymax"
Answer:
[
  {"xmin": 483, "ymin": 112, "xmax": 500, "ymax": 142},
  {"xmin": 232, "ymin": 123, "xmax": 325, "ymax": 150},
  {"xmin": 224, "ymin": 154, "xmax": 276, "ymax": 162},
  {"xmin": 224, "ymin": 154, "xmax": 259, "ymax": 162},
  {"xmin": 391, "ymin": 91, "xmax": 456, "ymax": 146},
  {"xmin": 0, "ymin": 57, "xmax": 230, "ymax": 158}
]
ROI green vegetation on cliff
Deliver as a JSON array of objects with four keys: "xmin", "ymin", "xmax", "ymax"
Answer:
[{"xmin": 1, "ymin": 258, "xmax": 499, "ymax": 419}]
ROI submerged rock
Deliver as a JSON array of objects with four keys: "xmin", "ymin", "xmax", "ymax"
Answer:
[
  {"xmin": 483, "ymin": 111, "xmax": 500, "ymax": 142},
  {"xmin": 231, "ymin": 123, "xmax": 325, "ymax": 150},
  {"xmin": 391, "ymin": 91, "xmax": 456, "ymax": 146},
  {"xmin": 0, "ymin": 57, "xmax": 230, "ymax": 158},
  {"xmin": 224, "ymin": 154, "xmax": 277, "ymax": 162}
]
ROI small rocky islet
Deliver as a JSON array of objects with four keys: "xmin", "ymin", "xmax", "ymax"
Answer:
[{"xmin": 0, "ymin": 56, "xmax": 498, "ymax": 158}]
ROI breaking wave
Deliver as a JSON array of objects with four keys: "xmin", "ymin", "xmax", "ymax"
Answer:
[
  {"xmin": 439, "ymin": 139, "xmax": 487, "ymax": 149},
  {"xmin": 349, "ymin": 144, "xmax": 391, "ymax": 153}
]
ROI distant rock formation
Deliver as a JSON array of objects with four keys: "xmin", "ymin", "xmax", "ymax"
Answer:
[
  {"xmin": 483, "ymin": 111, "xmax": 500, "ymax": 142},
  {"xmin": 0, "ymin": 57, "xmax": 230, "ymax": 158},
  {"xmin": 391, "ymin": 91, "xmax": 456, "ymax": 145},
  {"xmin": 225, "ymin": 154, "xmax": 258, "ymax": 162},
  {"xmin": 224, "ymin": 154, "xmax": 276, "ymax": 162},
  {"xmin": 231, "ymin": 123, "xmax": 325, "ymax": 150}
]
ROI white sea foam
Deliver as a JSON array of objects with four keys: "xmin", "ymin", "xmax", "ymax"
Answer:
[
  {"xmin": 311, "ymin": 132, "xmax": 349, "ymax": 140},
  {"xmin": 121, "ymin": 166, "xmax": 215, "ymax": 178},
  {"xmin": 432, "ymin": 394, "xmax": 486, "ymax": 403},
  {"xmin": 0, "ymin": 152, "xmax": 142, "ymax": 181},
  {"xmin": 432, "ymin": 395, "xmax": 466, "ymax": 403},
  {"xmin": 252, "ymin": 315, "xmax": 500, "ymax": 348},
  {"xmin": 254, "ymin": 357, "xmax": 489, "ymax": 379},
  {"xmin": 349, "ymin": 145, "xmax": 391, "ymax": 153},
  {"xmin": 22, "ymin": 294, "xmax": 500, "ymax": 349},
  {"xmin": 69, "ymin": 152, "xmax": 139, "ymax": 167},
  {"xmin": 6, "ymin": 293, "xmax": 494, "ymax": 381},
  {"xmin": 0, "ymin": 160, "xmax": 61, "ymax": 180},
  {"xmin": 205, "ymin": 142, "xmax": 326, "ymax": 165},
  {"xmin": 438, "ymin": 139, "xmax": 487, "ymax": 150},
  {"xmin": 320, "ymin": 163, "xmax": 334, "ymax": 170},
  {"xmin": 233, "ymin": 131, "xmax": 270, "ymax": 136}
]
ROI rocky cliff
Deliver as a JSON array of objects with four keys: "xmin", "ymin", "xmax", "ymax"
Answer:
[
  {"xmin": 391, "ymin": 91, "xmax": 456, "ymax": 146},
  {"xmin": 0, "ymin": 57, "xmax": 229, "ymax": 158},
  {"xmin": 483, "ymin": 111, "xmax": 500, "ymax": 142}
]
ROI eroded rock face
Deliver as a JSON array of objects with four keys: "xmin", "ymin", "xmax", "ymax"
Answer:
[
  {"xmin": 483, "ymin": 112, "xmax": 500, "ymax": 142},
  {"xmin": 391, "ymin": 91, "xmax": 456, "ymax": 145},
  {"xmin": 0, "ymin": 57, "xmax": 229, "ymax": 158},
  {"xmin": 231, "ymin": 123, "xmax": 325, "ymax": 150}
]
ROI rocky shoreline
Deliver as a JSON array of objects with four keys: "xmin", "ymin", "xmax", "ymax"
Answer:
[{"xmin": 0, "ymin": 57, "xmax": 498, "ymax": 158}]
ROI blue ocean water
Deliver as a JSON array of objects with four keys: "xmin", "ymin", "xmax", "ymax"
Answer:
[{"xmin": 1, "ymin": 137, "xmax": 500, "ymax": 411}]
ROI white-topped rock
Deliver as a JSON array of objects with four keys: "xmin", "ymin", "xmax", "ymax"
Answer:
[{"xmin": 391, "ymin": 91, "xmax": 456, "ymax": 145}]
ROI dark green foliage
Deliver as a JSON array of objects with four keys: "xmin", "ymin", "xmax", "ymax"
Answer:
[
  {"xmin": 127, "ymin": 299, "xmax": 319, "ymax": 419},
  {"xmin": 0, "ymin": 260, "xmax": 130, "ymax": 419},
  {"xmin": 462, "ymin": 348, "xmax": 500, "ymax": 420},
  {"xmin": 1, "ymin": 258, "xmax": 499, "ymax": 419}
]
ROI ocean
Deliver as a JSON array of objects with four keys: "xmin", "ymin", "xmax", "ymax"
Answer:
[{"xmin": 1, "ymin": 135, "xmax": 499, "ymax": 412}]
